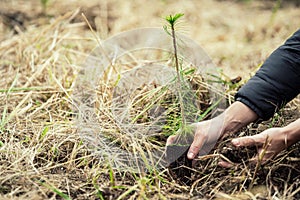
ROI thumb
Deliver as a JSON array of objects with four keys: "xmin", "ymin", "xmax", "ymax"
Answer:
[
  {"xmin": 187, "ymin": 134, "xmax": 206, "ymax": 159},
  {"xmin": 231, "ymin": 135, "xmax": 263, "ymax": 147}
]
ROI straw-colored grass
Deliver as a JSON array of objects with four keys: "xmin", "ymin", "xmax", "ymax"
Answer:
[{"xmin": 0, "ymin": 0, "xmax": 300, "ymax": 199}]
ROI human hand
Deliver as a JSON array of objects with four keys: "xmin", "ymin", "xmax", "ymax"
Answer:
[
  {"xmin": 219, "ymin": 127, "xmax": 288, "ymax": 167},
  {"xmin": 166, "ymin": 101, "xmax": 259, "ymax": 162},
  {"xmin": 166, "ymin": 118, "xmax": 224, "ymax": 160}
]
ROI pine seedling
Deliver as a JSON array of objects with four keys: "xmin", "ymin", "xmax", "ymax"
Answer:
[
  {"xmin": 163, "ymin": 13, "xmax": 186, "ymax": 127},
  {"xmin": 163, "ymin": 15, "xmax": 194, "ymax": 181}
]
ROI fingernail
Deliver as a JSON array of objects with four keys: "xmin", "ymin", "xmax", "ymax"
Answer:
[
  {"xmin": 187, "ymin": 152, "xmax": 194, "ymax": 159},
  {"xmin": 232, "ymin": 139, "xmax": 240, "ymax": 146}
]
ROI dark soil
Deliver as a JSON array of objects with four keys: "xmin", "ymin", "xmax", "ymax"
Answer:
[
  {"xmin": 220, "ymin": 142, "xmax": 257, "ymax": 163},
  {"xmin": 167, "ymin": 145, "xmax": 193, "ymax": 185}
]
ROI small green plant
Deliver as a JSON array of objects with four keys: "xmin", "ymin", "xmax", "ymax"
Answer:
[{"xmin": 163, "ymin": 13, "xmax": 186, "ymax": 127}]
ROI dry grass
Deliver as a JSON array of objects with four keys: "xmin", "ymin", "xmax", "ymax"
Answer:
[{"xmin": 0, "ymin": 0, "xmax": 300, "ymax": 199}]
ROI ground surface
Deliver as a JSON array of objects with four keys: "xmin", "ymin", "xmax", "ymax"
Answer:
[{"xmin": 0, "ymin": 0, "xmax": 300, "ymax": 199}]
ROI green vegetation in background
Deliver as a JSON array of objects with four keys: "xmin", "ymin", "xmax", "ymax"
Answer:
[{"xmin": 40, "ymin": 0, "xmax": 50, "ymax": 13}]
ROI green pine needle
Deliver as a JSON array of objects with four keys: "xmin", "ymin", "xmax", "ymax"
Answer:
[{"xmin": 165, "ymin": 13, "xmax": 184, "ymax": 26}]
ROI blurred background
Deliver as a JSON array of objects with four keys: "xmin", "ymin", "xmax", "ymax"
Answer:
[{"xmin": 1, "ymin": 0, "xmax": 300, "ymax": 78}]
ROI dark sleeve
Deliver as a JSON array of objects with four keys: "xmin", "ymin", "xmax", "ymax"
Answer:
[{"xmin": 235, "ymin": 29, "xmax": 300, "ymax": 120}]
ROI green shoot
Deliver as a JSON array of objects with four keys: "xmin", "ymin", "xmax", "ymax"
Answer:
[
  {"xmin": 40, "ymin": 126, "xmax": 49, "ymax": 141},
  {"xmin": 109, "ymin": 164, "xmax": 115, "ymax": 186},
  {"xmin": 92, "ymin": 177, "xmax": 105, "ymax": 200},
  {"xmin": 40, "ymin": 181, "xmax": 71, "ymax": 200},
  {"xmin": 197, "ymin": 98, "xmax": 223, "ymax": 121},
  {"xmin": 163, "ymin": 13, "xmax": 186, "ymax": 127},
  {"xmin": 165, "ymin": 13, "xmax": 184, "ymax": 27}
]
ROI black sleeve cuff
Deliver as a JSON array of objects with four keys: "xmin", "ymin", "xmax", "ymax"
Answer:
[{"xmin": 235, "ymin": 97, "xmax": 266, "ymax": 120}]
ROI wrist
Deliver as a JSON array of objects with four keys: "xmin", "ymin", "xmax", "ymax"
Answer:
[
  {"xmin": 281, "ymin": 119, "xmax": 300, "ymax": 147},
  {"xmin": 220, "ymin": 101, "xmax": 258, "ymax": 135}
]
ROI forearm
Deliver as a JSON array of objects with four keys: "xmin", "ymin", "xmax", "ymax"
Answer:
[
  {"xmin": 282, "ymin": 118, "xmax": 300, "ymax": 146},
  {"xmin": 216, "ymin": 101, "xmax": 258, "ymax": 136}
]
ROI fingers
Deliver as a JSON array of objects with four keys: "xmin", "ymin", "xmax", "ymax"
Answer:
[
  {"xmin": 218, "ymin": 160, "xmax": 235, "ymax": 168},
  {"xmin": 187, "ymin": 133, "xmax": 206, "ymax": 159},
  {"xmin": 166, "ymin": 135, "xmax": 177, "ymax": 146},
  {"xmin": 218, "ymin": 153, "xmax": 264, "ymax": 169},
  {"xmin": 231, "ymin": 134, "xmax": 264, "ymax": 147}
]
